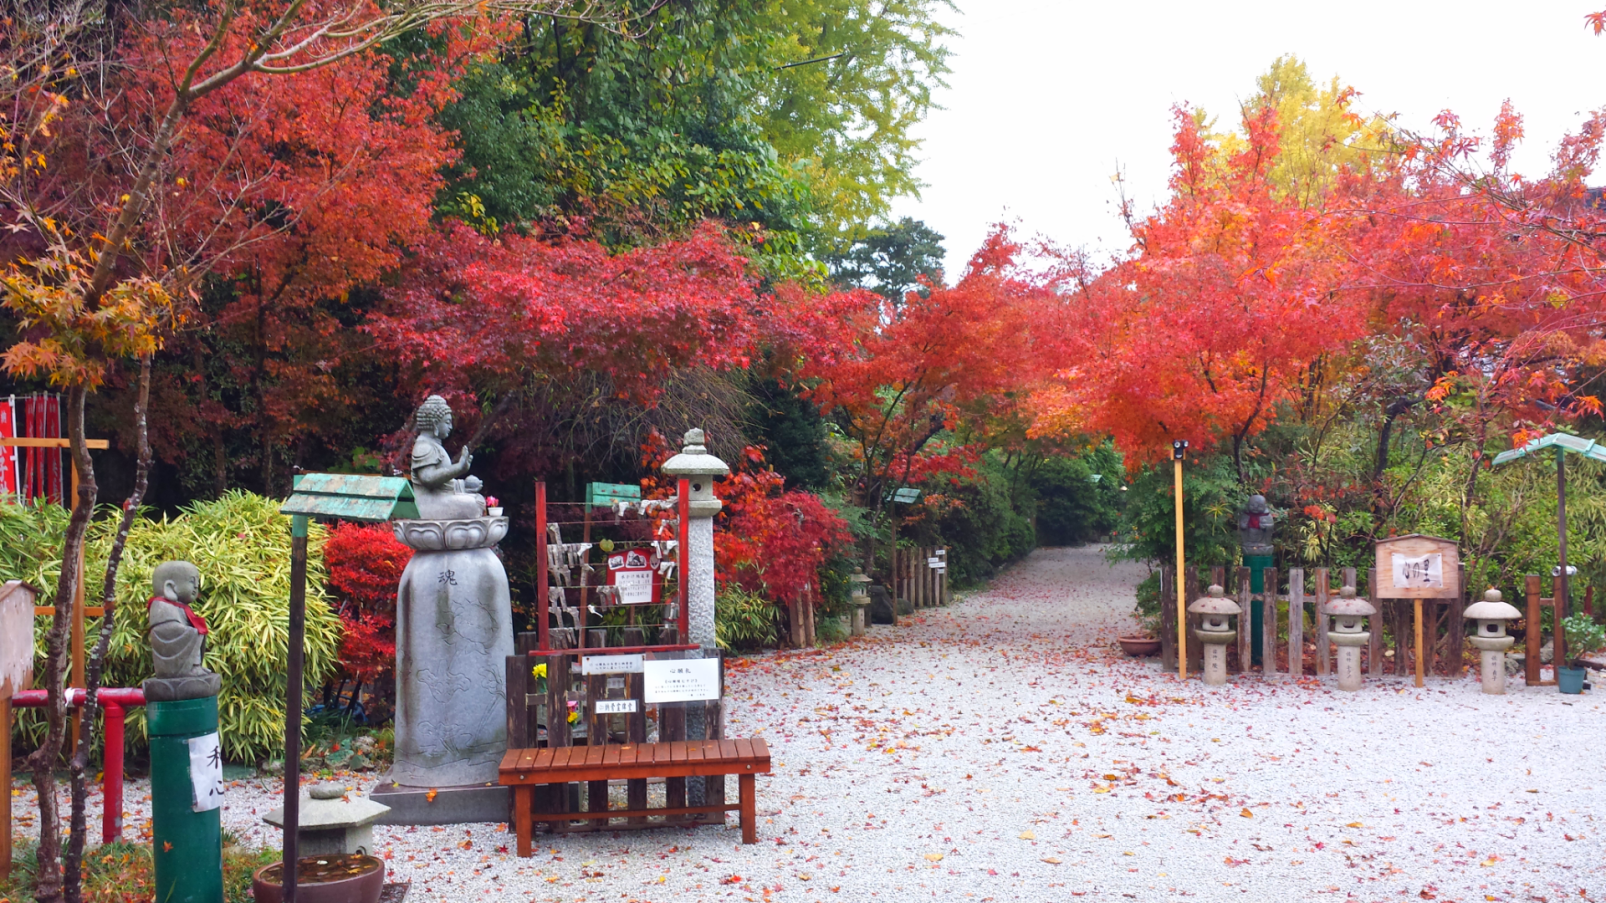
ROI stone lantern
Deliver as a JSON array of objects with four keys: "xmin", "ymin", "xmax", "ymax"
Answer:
[
  {"xmin": 849, "ymin": 567, "xmax": 872, "ymax": 637},
  {"xmin": 659, "ymin": 428, "xmax": 728, "ymax": 809},
  {"xmin": 660, "ymin": 428, "xmax": 729, "ymax": 654},
  {"xmin": 265, "ymin": 782, "xmax": 390, "ymax": 857},
  {"xmin": 1325, "ymin": 585, "xmax": 1375, "ymax": 692},
  {"xmin": 1464, "ymin": 588, "xmax": 1521, "ymax": 695},
  {"xmin": 1189, "ymin": 585, "xmax": 1240, "ymax": 686}
]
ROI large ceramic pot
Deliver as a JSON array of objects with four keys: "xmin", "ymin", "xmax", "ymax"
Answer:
[
  {"xmin": 1118, "ymin": 635, "xmax": 1162, "ymax": 657},
  {"xmin": 252, "ymin": 854, "xmax": 385, "ymax": 903}
]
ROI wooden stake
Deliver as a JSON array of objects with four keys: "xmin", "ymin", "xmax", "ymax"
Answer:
[
  {"xmin": 1, "ymin": 695, "xmax": 11, "ymax": 882},
  {"xmin": 1173, "ymin": 454, "xmax": 1187, "ymax": 680},
  {"xmin": 1413, "ymin": 599, "xmax": 1424, "ymax": 689}
]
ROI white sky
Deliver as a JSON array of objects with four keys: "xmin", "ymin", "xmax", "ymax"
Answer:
[{"xmin": 890, "ymin": 1, "xmax": 1606, "ymax": 279}]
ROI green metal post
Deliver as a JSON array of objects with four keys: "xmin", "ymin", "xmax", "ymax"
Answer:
[
  {"xmin": 282, "ymin": 513, "xmax": 309, "ymax": 903},
  {"xmin": 1246, "ymin": 553, "xmax": 1273, "ymax": 665},
  {"xmin": 148, "ymin": 696, "xmax": 223, "ymax": 903}
]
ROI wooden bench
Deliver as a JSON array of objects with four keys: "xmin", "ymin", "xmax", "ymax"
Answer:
[{"xmin": 500, "ymin": 738, "xmax": 771, "ymax": 854}]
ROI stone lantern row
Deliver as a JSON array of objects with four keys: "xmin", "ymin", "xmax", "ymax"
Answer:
[{"xmin": 1187, "ymin": 585, "xmax": 1522, "ymax": 694}]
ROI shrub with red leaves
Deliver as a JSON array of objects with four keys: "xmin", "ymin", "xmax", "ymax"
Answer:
[{"xmin": 324, "ymin": 522, "xmax": 413, "ymax": 683}]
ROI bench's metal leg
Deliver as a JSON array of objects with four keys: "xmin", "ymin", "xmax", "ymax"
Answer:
[
  {"xmin": 739, "ymin": 774, "xmax": 756, "ymax": 844},
  {"xmin": 515, "ymin": 786, "xmax": 533, "ymax": 857}
]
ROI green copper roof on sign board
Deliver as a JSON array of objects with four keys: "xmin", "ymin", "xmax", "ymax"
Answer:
[
  {"xmin": 1491, "ymin": 432, "xmax": 1606, "ymax": 467},
  {"xmin": 280, "ymin": 473, "xmax": 420, "ymax": 522},
  {"xmin": 587, "ymin": 481, "xmax": 642, "ymax": 508}
]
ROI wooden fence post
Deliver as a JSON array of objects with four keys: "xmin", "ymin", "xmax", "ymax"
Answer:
[
  {"xmin": 1262, "ymin": 567, "xmax": 1279, "ymax": 676},
  {"xmin": 1315, "ymin": 568, "xmax": 1331, "ymax": 677},
  {"xmin": 1184, "ymin": 568, "xmax": 1202, "ymax": 674},
  {"xmin": 1160, "ymin": 566, "xmax": 1177, "ymax": 674},
  {"xmin": 1235, "ymin": 567, "xmax": 1251, "ymax": 674},
  {"xmin": 1288, "ymin": 569, "xmax": 1304, "ymax": 677},
  {"xmin": 1367, "ymin": 568, "xmax": 1382, "ymax": 677}
]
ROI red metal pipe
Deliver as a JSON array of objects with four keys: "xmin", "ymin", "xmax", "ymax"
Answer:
[
  {"xmin": 101, "ymin": 702, "xmax": 124, "ymax": 843},
  {"xmin": 536, "ymin": 479, "xmax": 549, "ymax": 650},
  {"xmin": 12, "ymin": 687, "xmax": 144, "ymax": 843}
]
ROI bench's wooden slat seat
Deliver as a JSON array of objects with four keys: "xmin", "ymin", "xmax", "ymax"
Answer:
[{"xmin": 500, "ymin": 738, "xmax": 771, "ymax": 855}]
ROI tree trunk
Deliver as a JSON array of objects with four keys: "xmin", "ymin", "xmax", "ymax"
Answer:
[
  {"xmin": 27, "ymin": 386, "xmax": 92, "ymax": 903},
  {"xmin": 64, "ymin": 358, "xmax": 154, "ymax": 903}
]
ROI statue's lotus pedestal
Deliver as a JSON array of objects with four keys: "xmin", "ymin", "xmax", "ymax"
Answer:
[{"xmin": 376, "ymin": 516, "xmax": 513, "ymax": 825}]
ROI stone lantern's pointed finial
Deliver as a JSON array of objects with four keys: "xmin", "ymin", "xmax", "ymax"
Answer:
[
  {"xmin": 682, "ymin": 428, "xmax": 707, "ymax": 454},
  {"xmin": 1484, "ymin": 588, "xmax": 1502, "ymax": 603}
]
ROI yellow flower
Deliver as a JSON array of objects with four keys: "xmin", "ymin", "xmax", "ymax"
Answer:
[
  {"xmin": 567, "ymin": 711, "xmax": 580, "ymax": 724},
  {"xmin": 531, "ymin": 663, "xmax": 548, "ymax": 680}
]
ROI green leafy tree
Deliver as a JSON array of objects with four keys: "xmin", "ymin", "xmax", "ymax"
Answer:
[{"xmin": 825, "ymin": 216, "xmax": 946, "ymax": 301}]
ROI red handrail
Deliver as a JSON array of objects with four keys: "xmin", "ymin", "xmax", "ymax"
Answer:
[{"xmin": 12, "ymin": 686, "xmax": 144, "ymax": 844}]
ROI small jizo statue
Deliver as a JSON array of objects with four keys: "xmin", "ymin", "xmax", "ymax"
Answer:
[
  {"xmin": 1237, "ymin": 494, "xmax": 1275, "ymax": 557},
  {"xmin": 409, "ymin": 394, "xmax": 487, "ymax": 519},
  {"xmin": 144, "ymin": 560, "xmax": 221, "ymax": 701}
]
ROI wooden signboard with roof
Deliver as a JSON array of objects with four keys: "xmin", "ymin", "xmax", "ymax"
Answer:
[
  {"xmin": 1, "ymin": 580, "xmax": 37, "ymax": 880},
  {"xmin": 1375, "ymin": 535, "xmax": 1460, "ymax": 688}
]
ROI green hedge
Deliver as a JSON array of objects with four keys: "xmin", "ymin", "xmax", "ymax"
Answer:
[{"xmin": 2, "ymin": 492, "xmax": 343, "ymax": 763}]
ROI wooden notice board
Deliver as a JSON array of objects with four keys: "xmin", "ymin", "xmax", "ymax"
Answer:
[
  {"xmin": 1, "ymin": 580, "xmax": 37, "ymax": 881},
  {"xmin": 1374, "ymin": 535, "xmax": 1460, "ymax": 688},
  {"xmin": 1374, "ymin": 534, "xmax": 1460, "ymax": 599}
]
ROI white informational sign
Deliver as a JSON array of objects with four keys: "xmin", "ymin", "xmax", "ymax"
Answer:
[
  {"xmin": 594, "ymin": 699, "xmax": 638, "ymax": 714},
  {"xmin": 934, "ymin": 564, "xmax": 947, "ymax": 572},
  {"xmin": 927, "ymin": 557, "xmax": 940, "ymax": 567},
  {"xmin": 1392, "ymin": 553, "xmax": 1444, "ymax": 589},
  {"xmin": 643, "ymin": 658, "xmax": 721, "ymax": 703},
  {"xmin": 582, "ymin": 653, "xmax": 644, "ymax": 675},
  {"xmin": 612, "ymin": 568, "xmax": 655, "ymax": 605},
  {"xmin": 187, "ymin": 731, "xmax": 225, "ymax": 812}
]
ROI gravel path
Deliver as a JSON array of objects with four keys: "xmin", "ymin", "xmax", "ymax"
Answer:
[{"xmin": 13, "ymin": 545, "xmax": 1604, "ymax": 901}]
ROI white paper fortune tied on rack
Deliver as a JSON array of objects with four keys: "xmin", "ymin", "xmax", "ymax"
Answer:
[
  {"xmin": 1392, "ymin": 552, "xmax": 1444, "ymax": 589},
  {"xmin": 643, "ymin": 658, "xmax": 721, "ymax": 703},
  {"xmin": 187, "ymin": 731, "xmax": 226, "ymax": 812}
]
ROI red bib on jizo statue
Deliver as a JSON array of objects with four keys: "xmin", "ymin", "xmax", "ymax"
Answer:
[{"xmin": 147, "ymin": 596, "xmax": 209, "ymax": 635}]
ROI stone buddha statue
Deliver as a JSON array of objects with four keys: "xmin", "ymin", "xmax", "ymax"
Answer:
[
  {"xmin": 1238, "ymin": 494, "xmax": 1275, "ymax": 558},
  {"xmin": 144, "ymin": 560, "xmax": 221, "ymax": 701},
  {"xmin": 409, "ymin": 395, "xmax": 486, "ymax": 520}
]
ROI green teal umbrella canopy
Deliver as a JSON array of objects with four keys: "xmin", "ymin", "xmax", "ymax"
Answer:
[{"xmin": 1491, "ymin": 431, "xmax": 1606, "ymax": 467}]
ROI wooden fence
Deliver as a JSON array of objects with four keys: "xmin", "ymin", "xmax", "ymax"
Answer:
[
  {"xmin": 892, "ymin": 546, "xmax": 949, "ymax": 610},
  {"xmin": 1158, "ymin": 565, "xmax": 1472, "ymax": 679},
  {"xmin": 504, "ymin": 628, "xmax": 725, "ymax": 832}
]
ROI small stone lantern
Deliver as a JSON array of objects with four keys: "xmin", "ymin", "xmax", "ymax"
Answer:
[
  {"xmin": 1325, "ymin": 586, "xmax": 1375, "ymax": 692},
  {"xmin": 849, "ymin": 567, "xmax": 872, "ymax": 637},
  {"xmin": 1464, "ymin": 588, "xmax": 1521, "ymax": 695},
  {"xmin": 1189, "ymin": 585, "xmax": 1240, "ymax": 687},
  {"xmin": 264, "ymin": 782, "xmax": 390, "ymax": 857}
]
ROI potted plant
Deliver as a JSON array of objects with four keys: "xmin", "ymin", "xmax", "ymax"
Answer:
[{"xmin": 1558, "ymin": 613, "xmax": 1604, "ymax": 694}]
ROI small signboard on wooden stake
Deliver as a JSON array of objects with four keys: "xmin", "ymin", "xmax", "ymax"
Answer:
[{"xmin": 1374, "ymin": 534, "xmax": 1460, "ymax": 688}]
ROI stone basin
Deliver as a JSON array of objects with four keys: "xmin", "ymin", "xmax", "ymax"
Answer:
[{"xmin": 252, "ymin": 853, "xmax": 384, "ymax": 903}]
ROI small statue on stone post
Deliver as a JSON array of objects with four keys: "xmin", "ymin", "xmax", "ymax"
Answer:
[
  {"xmin": 1237, "ymin": 494, "xmax": 1276, "ymax": 665},
  {"xmin": 144, "ymin": 560, "xmax": 221, "ymax": 701},
  {"xmin": 1237, "ymin": 495, "xmax": 1275, "ymax": 558}
]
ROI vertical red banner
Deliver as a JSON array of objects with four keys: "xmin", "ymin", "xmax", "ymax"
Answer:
[
  {"xmin": 23, "ymin": 395, "xmax": 39, "ymax": 502},
  {"xmin": 45, "ymin": 394, "xmax": 62, "ymax": 505},
  {"xmin": 0, "ymin": 396, "xmax": 16, "ymax": 500}
]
